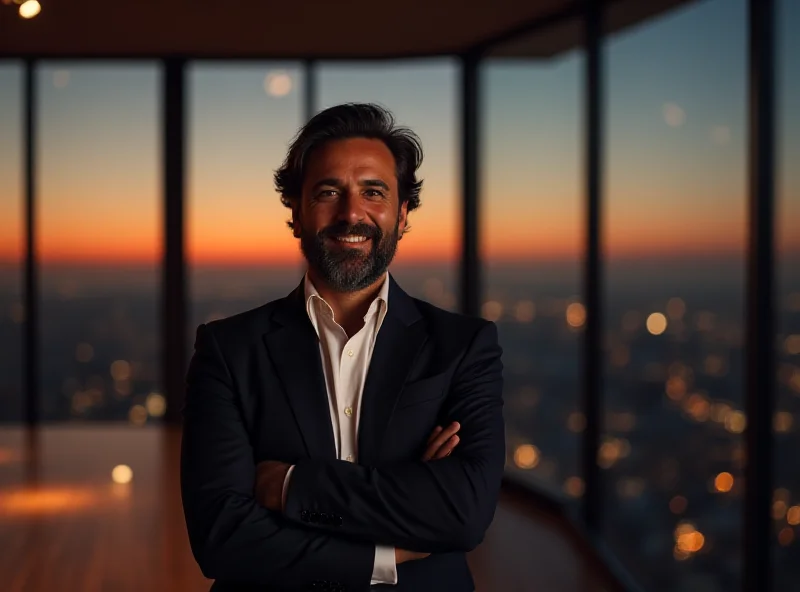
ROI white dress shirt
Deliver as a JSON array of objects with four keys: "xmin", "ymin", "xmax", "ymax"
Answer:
[{"xmin": 282, "ymin": 272, "xmax": 398, "ymax": 586}]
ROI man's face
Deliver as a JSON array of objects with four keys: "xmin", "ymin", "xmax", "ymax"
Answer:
[{"xmin": 293, "ymin": 138, "xmax": 408, "ymax": 292}]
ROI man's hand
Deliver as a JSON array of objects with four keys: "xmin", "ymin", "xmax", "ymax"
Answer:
[
  {"xmin": 255, "ymin": 460, "xmax": 292, "ymax": 512},
  {"xmin": 395, "ymin": 422, "xmax": 463, "ymax": 564},
  {"xmin": 395, "ymin": 548, "xmax": 432, "ymax": 564},
  {"xmin": 421, "ymin": 421, "xmax": 460, "ymax": 461}
]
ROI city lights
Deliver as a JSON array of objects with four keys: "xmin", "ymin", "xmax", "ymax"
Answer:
[
  {"xmin": 563, "ymin": 477, "xmax": 584, "ymax": 498},
  {"xmin": 714, "ymin": 472, "xmax": 734, "ymax": 493},
  {"xmin": 787, "ymin": 505, "xmax": 800, "ymax": 526},
  {"xmin": 111, "ymin": 465, "xmax": 133, "ymax": 485},
  {"xmin": 146, "ymin": 392, "xmax": 167, "ymax": 417},
  {"xmin": 110, "ymin": 360, "xmax": 131, "ymax": 381},
  {"xmin": 514, "ymin": 444, "xmax": 540, "ymax": 469},
  {"xmin": 18, "ymin": 0, "xmax": 40, "ymax": 19},
  {"xmin": 646, "ymin": 312, "xmax": 668, "ymax": 335},
  {"xmin": 566, "ymin": 302, "xmax": 586, "ymax": 328}
]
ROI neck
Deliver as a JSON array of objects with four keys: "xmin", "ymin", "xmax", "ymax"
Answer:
[{"xmin": 308, "ymin": 269, "xmax": 387, "ymax": 333}]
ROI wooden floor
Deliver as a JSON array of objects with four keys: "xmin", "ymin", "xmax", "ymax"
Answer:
[{"xmin": 0, "ymin": 426, "xmax": 614, "ymax": 592}]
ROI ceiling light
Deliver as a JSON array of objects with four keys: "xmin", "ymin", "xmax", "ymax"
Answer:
[{"xmin": 19, "ymin": 0, "xmax": 41, "ymax": 19}]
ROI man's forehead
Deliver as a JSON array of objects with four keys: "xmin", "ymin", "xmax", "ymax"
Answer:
[{"xmin": 305, "ymin": 145, "xmax": 396, "ymax": 178}]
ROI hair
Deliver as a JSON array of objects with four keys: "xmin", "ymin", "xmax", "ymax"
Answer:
[{"xmin": 274, "ymin": 103, "xmax": 424, "ymax": 216}]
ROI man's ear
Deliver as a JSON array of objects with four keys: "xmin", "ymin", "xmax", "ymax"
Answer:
[
  {"xmin": 290, "ymin": 200, "xmax": 301, "ymax": 238},
  {"xmin": 398, "ymin": 200, "xmax": 409, "ymax": 239}
]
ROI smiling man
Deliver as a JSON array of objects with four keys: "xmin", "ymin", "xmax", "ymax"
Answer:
[{"xmin": 180, "ymin": 103, "xmax": 505, "ymax": 592}]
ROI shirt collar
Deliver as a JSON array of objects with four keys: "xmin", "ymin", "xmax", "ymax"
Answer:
[{"xmin": 304, "ymin": 272, "xmax": 390, "ymax": 333}]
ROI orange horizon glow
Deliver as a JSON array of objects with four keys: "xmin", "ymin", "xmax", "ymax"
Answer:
[{"xmin": 0, "ymin": 188, "xmax": 797, "ymax": 265}]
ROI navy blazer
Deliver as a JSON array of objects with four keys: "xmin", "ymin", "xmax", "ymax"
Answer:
[{"xmin": 180, "ymin": 275, "xmax": 505, "ymax": 592}]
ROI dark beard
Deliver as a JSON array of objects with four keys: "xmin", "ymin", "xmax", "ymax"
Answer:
[{"xmin": 299, "ymin": 218, "xmax": 400, "ymax": 292}]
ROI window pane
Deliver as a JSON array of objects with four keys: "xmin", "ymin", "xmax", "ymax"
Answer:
[
  {"xmin": 37, "ymin": 63, "xmax": 161, "ymax": 423},
  {"xmin": 775, "ymin": 0, "xmax": 800, "ymax": 585},
  {"xmin": 602, "ymin": 1, "xmax": 746, "ymax": 590},
  {"xmin": 481, "ymin": 50, "xmax": 583, "ymax": 497},
  {"xmin": 188, "ymin": 63, "xmax": 305, "ymax": 341},
  {"xmin": 316, "ymin": 60, "xmax": 460, "ymax": 309},
  {"xmin": 0, "ymin": 63, "xmax": 24, "ymax": 423}
]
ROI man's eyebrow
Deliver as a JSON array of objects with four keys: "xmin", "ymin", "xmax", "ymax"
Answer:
[
  {"xmin": 359, "ymin": 179, "xmax": 390, "ymax": 191},
  {"xmin": 311, "ymin": 178, "xmax": 390, "ymax": 191},
  {"xmin": 311, "ymin": 178, "xmax": 342, "ymax": 190}
]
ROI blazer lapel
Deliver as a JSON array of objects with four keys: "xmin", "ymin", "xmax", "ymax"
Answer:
[
  {"xmin": 358, "ymin": 276, "xmax": 428, "ymax": 466},
  {"xmin": 263, "ymin": 284, "xmax": 337, "ymax": 460}
]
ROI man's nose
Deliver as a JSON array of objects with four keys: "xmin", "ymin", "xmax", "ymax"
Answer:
[{"xmin": 336, "ymin": 191, "xmax": 364, "ymax": 224}]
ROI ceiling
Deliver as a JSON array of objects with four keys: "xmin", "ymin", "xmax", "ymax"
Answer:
[{"xmin": 0, "ymin": 0, "xmax": 694, "ymax": 59}]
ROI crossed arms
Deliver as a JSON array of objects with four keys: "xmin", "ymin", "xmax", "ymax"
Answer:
[{"xmin": 180, "ymin": 321, "xmax": 505, "ymax": 590}]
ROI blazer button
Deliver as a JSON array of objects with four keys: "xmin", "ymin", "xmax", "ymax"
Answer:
[
  {"xmin": 310, "ymin": 511, "xmax": 319, "ymax": 523},
  {"xmin": 300, "ymin": 510, "xmax": 309, "ymax": 522},
  {"xmin": 334, "ymin": 515, "xmax": 343, "ymax": 526},
  {"xmin": 319, "ymin": 512, "xmax": 329, "ymax": 524}
]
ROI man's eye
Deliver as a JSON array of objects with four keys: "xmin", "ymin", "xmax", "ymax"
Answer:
[
  {"xmin": 318, "ymin": 190, "xmax": 338, "ymax": 198},
  {"xmin": 365, "ymin": 190, "xmax": 384, "ymax": 198}
]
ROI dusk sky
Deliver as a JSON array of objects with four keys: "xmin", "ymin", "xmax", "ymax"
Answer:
[{"xmin": 0, "ymin": 0, "xmax": 797, "ymax": 269}]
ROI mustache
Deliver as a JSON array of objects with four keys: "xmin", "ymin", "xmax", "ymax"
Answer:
[{"xmin": 319, "ymin": 222, "xmax": 381, "ymax": 240}]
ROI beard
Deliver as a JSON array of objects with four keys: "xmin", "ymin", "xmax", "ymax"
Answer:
[{"xmin": 299, "ymin": 218, "xmax": 400, "ymax": 293}]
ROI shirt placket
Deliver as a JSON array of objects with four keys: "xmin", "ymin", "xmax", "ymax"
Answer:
[{"xmin": 339, "ymin": 327, "xmax": 364, "ymax": 464}]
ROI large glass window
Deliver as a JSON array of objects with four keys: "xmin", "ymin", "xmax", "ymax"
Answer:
[
  {"xmin": 602, "ymin": 1, "xmax": 747, "ymax": 589},
  {"xmin": 316, "ymin": 60, "xmax": 460, "ymax": 309},
  {"xmin": 481, "ymin": 47, "xmax": 583, "ymax": 497},
  {"xmin": 0, "ymin": 63, "xmax": 24, "ymax": 423},
  {"xmin": 775, "ymin": 0, "xmax": 800, "ymax": 587},
  {"xmin": 188, "ymin": 63, "xmax": 305, "ymax": 342},
  {"xmin": 37, "ymin": 63, "xmax": 161, "ymax": 423}
]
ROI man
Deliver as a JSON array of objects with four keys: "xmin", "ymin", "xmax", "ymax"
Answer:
[{"xmin": 180, "ymin": 103, "xmax": 505, "ymax": 592}]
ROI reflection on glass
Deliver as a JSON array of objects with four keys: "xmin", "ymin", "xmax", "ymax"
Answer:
[
  {"xmin": 316, "ymin": 60, "xmax": 460, "ymax": 308},
  {"xmin": 775, "ymin": 0, "xmax": 800, "ymax": 587},
  {"xmin": 481, "ymin": 52, "xmax": 583, "ymax": 496},
  {"xmin": 188, "ymin": 63, "xmax": 305, "ymax": 343},
  {"xmin": 0, "ymin": 63, "xmax": 24, "ymax": 423},
  {"xmin": 602, "ymin": 1, "xmax": 746, "ymax": 589},
  {"xmin": 37, "ymin": 63, "xmax": 161, "ymax": 423}
]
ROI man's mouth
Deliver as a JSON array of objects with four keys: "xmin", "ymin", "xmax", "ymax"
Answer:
[{"xmin": 333, "ymin": 235, "xmax": 370, "ymax": 244}]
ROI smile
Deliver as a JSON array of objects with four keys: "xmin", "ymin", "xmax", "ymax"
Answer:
[{"xmin": 335, "ymin": 236, "xmax": 369, "ymax": 243}]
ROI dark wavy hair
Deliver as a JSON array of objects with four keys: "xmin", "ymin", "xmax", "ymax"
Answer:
[{"xmin": 274, "ymin": 103, "xmax": 424, "ymax": 219}]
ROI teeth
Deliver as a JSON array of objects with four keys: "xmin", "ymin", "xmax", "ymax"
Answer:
[{"xmin": 336, "ymin": 236, "xmax": 368, "ymax": 243}]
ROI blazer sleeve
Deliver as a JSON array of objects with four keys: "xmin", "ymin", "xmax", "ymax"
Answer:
[
  {"xmin": 282, "ymin": 320, "xmax": 505, "ymax": 553},
  {"xmin": 180, "ymin": 323, "xmax": 375, "ymax": 590}
]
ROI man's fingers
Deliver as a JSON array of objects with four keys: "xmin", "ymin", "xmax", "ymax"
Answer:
[
  {"xmin": 427, "ymin": 425, "xmax": 443, "ymax": 445},
  {"xmin": 422, "ymin": 422, "xmax": 461, "ymax": 461},
  {"xmin": 427, "ymin": 421, "xmax": 460, "ymax": 453},
  {"xmin": 433, "ymin": 434, "xmax": 460, "ymax": 460}
]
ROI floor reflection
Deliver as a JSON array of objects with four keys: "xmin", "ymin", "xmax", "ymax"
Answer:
[{"xmin": 0, "ymin": 425, "xmax": 615, "ymax": 592}]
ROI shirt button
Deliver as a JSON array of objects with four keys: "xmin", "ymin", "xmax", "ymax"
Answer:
[
  {"xmin": 347, "ymin": 349, "xmax": 354, "ymax": 357},
  {"xmin": 344, "ymin": 407, "xmax": 353, "ymax": 417},
  {"xmin": 346, "ymin": 455, "xmax": 353, "ymax": 462}
]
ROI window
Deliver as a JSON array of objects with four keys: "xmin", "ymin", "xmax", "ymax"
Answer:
[
  {"xmin": 188, "ymin": 63, "xmax": 305, "ymax": 341},
  {"xmin": 602, "ymin": 1, "xmax": 747, "ymax": 589},
  {"xmin": 316, "ymin": 60, "xmax": 460, "ymax": 309},
  {"xmin": 481, "ymin": 46, "xmax": 583, "ymax": 496},
  {"xmin": 775, "ymin": 0, "xmax": 800, "ymax": 586},
  {"xmin": 0, "ymin": 63, "xmax": 24, "ymax": 423},
  {"xmin": 37, "ymin": 63, "xmax": 161, "ymax": 423}
]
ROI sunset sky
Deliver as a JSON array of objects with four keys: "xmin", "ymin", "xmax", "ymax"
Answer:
[{"xmin": 0, "ymin": 0, "xmax": 797, "ymax": 268}]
